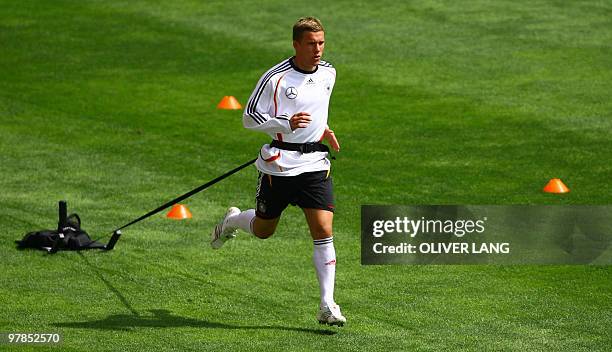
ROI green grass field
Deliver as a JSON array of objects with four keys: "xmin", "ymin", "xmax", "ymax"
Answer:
[{"xmin": 1, "ymin": 0, "xmax": 611, "ymax": 350}]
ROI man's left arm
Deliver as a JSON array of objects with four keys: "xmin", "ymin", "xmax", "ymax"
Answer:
[{"xmin": 322, "ymin": 126, "xmax": 340, "ymax": 152}]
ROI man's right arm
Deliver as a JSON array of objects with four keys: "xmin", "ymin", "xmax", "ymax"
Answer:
[{"xmin": 243, "ymin": 78, "xmax": 293, "ymax": 134}]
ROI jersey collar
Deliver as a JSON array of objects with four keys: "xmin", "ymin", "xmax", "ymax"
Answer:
[{"xmin": 290, "ymin": 57, "xmax": 318, "ymax": 74}]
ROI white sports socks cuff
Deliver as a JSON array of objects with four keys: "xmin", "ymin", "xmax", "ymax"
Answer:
[{"xmin": 313, "ymin": 236, "xmax": 336, "ymax": 307}]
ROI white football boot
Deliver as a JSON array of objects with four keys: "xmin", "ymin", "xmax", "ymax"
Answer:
[
  {"xmin": 316, "ymin": 304, "xmax": 347, "ymax": 326},
  {"xmin": 210, "ymin": 207, "xmax": 240, "ymax": 249}
]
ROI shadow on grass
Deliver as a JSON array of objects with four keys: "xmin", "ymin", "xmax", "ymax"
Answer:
[
  {"xmin": 72, "ymin": 253, "xmax": 335, "ymax": 336},
  {"xmin": 53, "ymin": 309, "xmax": 336, "ymax": 335}
]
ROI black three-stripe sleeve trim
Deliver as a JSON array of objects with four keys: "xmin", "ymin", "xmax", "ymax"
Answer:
[
  {"xmin": 246, "ymin": 61, "xmax": 292, "ymax": 124},
  {"xmin": 248, "ymin": 63, "xmax": 291, "ymax": 116},
  {"xmin": 247, "ymin": 111, "xmax": 266, "ymax": 124}
]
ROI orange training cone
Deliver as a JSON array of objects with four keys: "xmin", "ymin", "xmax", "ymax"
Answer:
[
  {"xmin": 166, "ymin": 204, "xmax": 192, "ymax": 219},
  {"xmin": 543, "ymin": 178, "xmax": 570, "ymax": 193},
  {"xmin": 217, "ymin": 96, "xmax": 242, "ymax": 110}
]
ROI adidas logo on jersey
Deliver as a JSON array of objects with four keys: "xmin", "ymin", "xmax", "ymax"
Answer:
[{"xmin": 306, "ymin": 77, "xmax": 316, "ymax": 85}]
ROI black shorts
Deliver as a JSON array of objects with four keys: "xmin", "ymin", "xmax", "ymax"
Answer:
[{"xmin": 255, "ymin": 170, "xmax": 335, "ymax": 219}]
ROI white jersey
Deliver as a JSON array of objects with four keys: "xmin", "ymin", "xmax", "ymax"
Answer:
[{"xmin": 243, "ymin": 57, "xmax": 336, "ymax": 176}]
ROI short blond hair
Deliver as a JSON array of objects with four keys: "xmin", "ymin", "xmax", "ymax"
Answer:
[{"xmin": 293, "ymin": 17, "xmax": 324, "ymax": 41}]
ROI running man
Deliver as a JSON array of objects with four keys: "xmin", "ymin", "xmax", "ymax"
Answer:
[{"xmin": 210, "ymin": 17, "xmax": 345, "ymax": 326}]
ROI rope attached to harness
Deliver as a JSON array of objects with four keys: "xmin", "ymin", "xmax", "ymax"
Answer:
[{"xmin": 112, "ymin": 157, "xmax": 257, "ymax": 233}]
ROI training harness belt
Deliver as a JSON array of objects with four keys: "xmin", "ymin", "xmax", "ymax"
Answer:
[{"xmin": 270, "ymin": 140, "xmax": 333, "ymax": 155}]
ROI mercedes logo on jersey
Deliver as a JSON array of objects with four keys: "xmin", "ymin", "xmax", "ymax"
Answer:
[{"xmin": 285, "ymin": 87, "xmax": 298, "ymax": 99}]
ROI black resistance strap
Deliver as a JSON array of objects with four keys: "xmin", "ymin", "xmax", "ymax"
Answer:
[{"xmin": 112, "ymin": 157, "xmax": 257, "ymax": 233}]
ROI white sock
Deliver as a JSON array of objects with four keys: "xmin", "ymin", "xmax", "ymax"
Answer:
[
  {"xmin": 227, "ymin": 209, "xmax": 255, "ymax": 235},
  {"xmin": 313, "ymin": 237, "xmax": 336, "ymax": 308}
]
